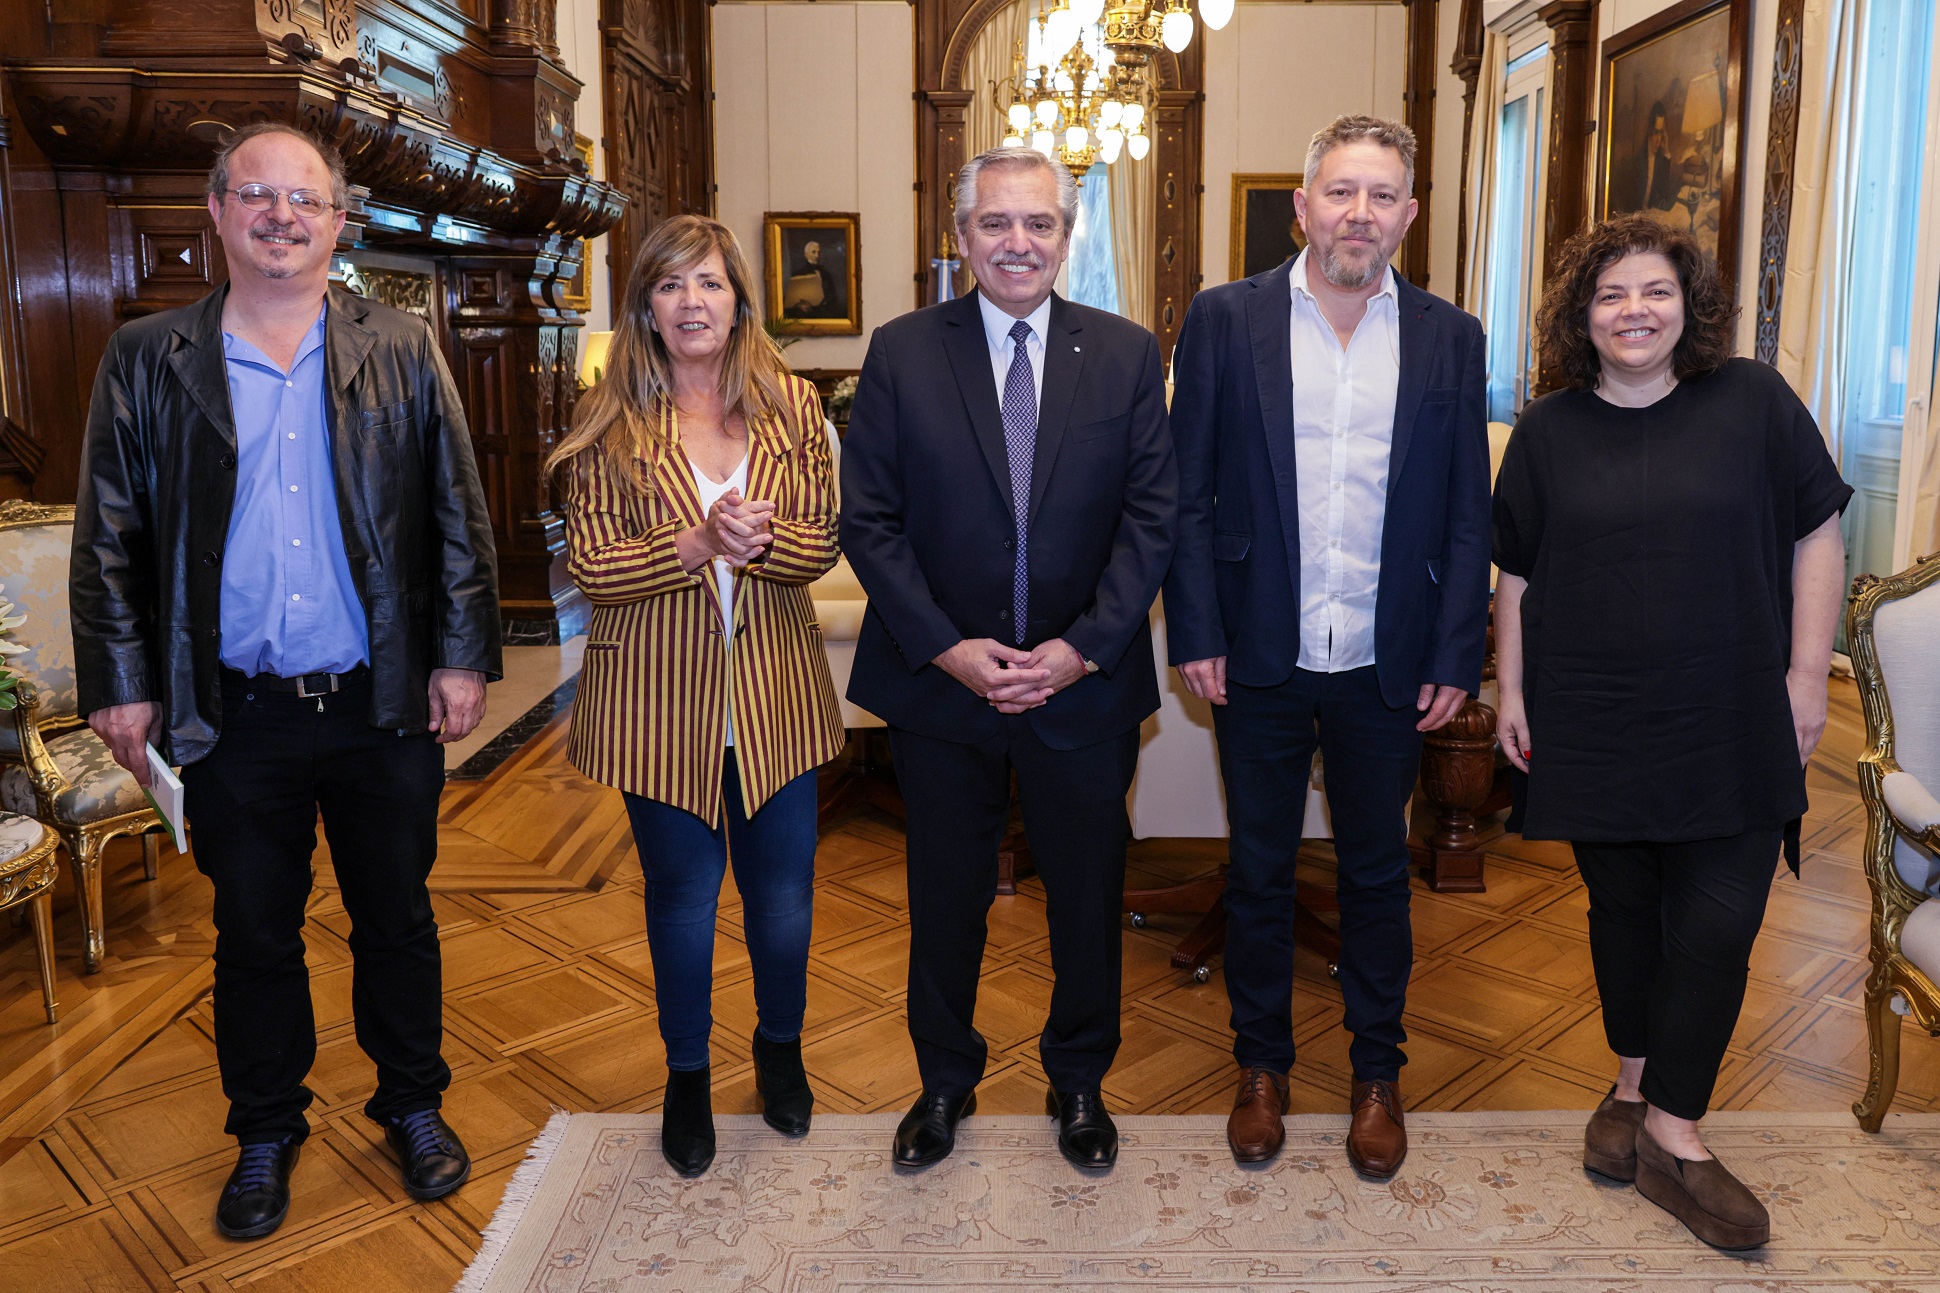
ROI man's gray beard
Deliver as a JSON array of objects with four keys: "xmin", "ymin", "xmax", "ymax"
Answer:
[
  {"xmin": 1316, "ymin": 243, "xmax": 1384, "ymax": 291},
  {"xmin": 257, "ymin": 264, "xmax": 299, "ymax": 280}
]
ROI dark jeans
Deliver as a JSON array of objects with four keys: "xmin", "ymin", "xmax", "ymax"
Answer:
[
  {"xmin": 181, "ymin": 671, "xmax": 448, "ymax": 1146},
  {"xmin": 622, "ymin": 752, "xmax": 818, "ymax": 1071},
  {"xmin": 890, "ymin": 717, "xmax": 1140, "ymax": 1096},
  {"xmin": 1215, "ymin": 665, "xmax": 1425, "ymax": 1082},
  {"xmin": 1572, "ymin": 828, "xmax": 1783, "ymax": 1120}
]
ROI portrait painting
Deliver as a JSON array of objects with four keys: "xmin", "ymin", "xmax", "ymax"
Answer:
[
  {"xmin": 763, "ymin": 212, "xmax": 862, "ymax": 336},
  {"xmin": 1597, "ymin": 0, "xmax": 1747, "ymax": 279},
  {"xmin": 1230, "ymin": 174, "xmax": 1306, "ymax": 282}
]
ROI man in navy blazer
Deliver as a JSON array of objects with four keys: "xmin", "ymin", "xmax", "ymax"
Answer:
[
  {"xmin": 842, "ymin": 146, "xmax": 1176, "ymax": 1172},
  {"xmin": 1162, "ymin": 116, "xmax": 1489, "ymax": 1177}
]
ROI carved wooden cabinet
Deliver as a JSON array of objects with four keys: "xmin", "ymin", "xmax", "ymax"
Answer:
[{"xmin": 0, "ymin": 0, "xmax": 652, "ymax": 641}]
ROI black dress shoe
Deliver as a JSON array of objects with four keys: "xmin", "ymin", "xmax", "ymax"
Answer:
[
  {"xmin": 215, "ymin": 1137, "xmax": 300, "ymax": 1240},
  {"xmin": 751, "ymin": 1030, "xmax": 814, "ymax": 1137},
  {"xmin": 385, "ymin": 1109, "xmax": 472, "ymax": 1201},
  {"xmin": 662, "ymin": 1067, "xmax": 716, "ymax": 1177},
  {"xmin": 1046, "ymin": 1088, "xmax": 1118, "ymax": 1169},
  {"xmin": 893, "ymin": 1090, "xmax": 977, "ymax": 1168}
]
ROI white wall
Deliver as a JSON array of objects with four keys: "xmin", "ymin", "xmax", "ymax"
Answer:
[
  {"xmin": 1201, "ymin": 2, "xmax": 1408, "ymax": 290},
  {"xmin": 555, "ymin": 0, "xmax": 612, "ymax": 333},
  {"xmin": 712, "ymin": 1, "xmax": 916, "ymax": 370}
]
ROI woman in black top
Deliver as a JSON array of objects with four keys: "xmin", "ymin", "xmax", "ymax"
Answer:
[{"xmin": 1493, "ymin": 216, "xmax": 1849, "ymax": 1251}]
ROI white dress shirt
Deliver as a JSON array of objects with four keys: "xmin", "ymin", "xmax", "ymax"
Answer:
[
  {"xmin": 1288, "ymin": 248, "xmax": 1401, "ymax": 673},
  {"xmin": 978, "ymin": 290, "xmax": 1051, "ymax": 408}
]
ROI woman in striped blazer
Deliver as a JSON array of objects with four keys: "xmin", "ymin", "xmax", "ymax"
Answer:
[{"xmin": 546, "ymin": 214, "xmax": 845, "ymax": 1176}]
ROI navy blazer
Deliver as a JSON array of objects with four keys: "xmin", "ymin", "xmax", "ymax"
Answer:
[
  {"xmin": 1161, "ymin": 260, "xmax": 1490, "ymax": 708},
  {"xmin": 840, "ymin": 291, "xmax": 1178, "ymax": 749}
]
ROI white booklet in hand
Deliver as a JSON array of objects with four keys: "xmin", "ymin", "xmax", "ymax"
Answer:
[{"xmin": 143, "ymin": 743, "xmax": 186, "ymax": 854}]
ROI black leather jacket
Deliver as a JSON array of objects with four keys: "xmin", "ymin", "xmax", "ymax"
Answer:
[{"xmin": 71, "ymin": 285, "xmax": 502, "ymax": 766}]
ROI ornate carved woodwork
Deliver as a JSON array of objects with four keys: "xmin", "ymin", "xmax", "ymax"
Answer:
[
  {"xmin": 599, "ymin": 0, "xmax": 713, "ymax": 301},
  {"xmin": 1400, "ymin": 0, "xmax": 1438, "ymax": 291},
  {"xmin": 918, "ymin": 0, "xmax": 1203, "ymax": 364},
  {"xmin": 1534, "ymin": 0, "xmax": 1597, "ymax": 395},
  {"xmin": 1450, "ymin": 0, "xmax": 1485, "ymax": 311},
  {"xmin": 1756, "ymin": 0, "xmax": 1805, "ymax": 365},
  {"xmin": 1, "ymin": 0, "xmax": 631, "ymax": 640}
]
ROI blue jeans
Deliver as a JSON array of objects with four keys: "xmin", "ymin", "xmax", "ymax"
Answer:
[{"xmin": 623, "ymin": 753, "xmax": 818, "ymax": 1071}]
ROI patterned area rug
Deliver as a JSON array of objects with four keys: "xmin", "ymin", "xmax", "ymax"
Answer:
[{"xmin": 456, "ymin": 1112, "xmax": 1940, "ymax": 1292}]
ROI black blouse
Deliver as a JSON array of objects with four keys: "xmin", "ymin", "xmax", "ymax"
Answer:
[{"xmin": 1492, "ymin": 358, "xmax": 1852, "ymax": 850}]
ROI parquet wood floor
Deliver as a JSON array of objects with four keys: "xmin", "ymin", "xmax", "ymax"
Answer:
[{"xmin": 0, "ymin": 678, "xmax": 1927, "ymax": 1291}]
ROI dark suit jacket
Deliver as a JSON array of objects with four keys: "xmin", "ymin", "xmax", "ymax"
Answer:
[
  {"xmin": 1161, "ymin": 261, "xmax": 1490, "ymax": 708},
  {"xmin": 839, "ymin": 291, "xmax": 1177, "ymax": 749}
]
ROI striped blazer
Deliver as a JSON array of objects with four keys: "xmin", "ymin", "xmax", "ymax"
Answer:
[{"xmin": 563, "ymin": 374, "xmax": 845, "ymax": 824}]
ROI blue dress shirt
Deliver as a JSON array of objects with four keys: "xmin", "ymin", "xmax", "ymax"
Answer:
[{"xmin": 219, "ymin": 303, "xmax": 370, "ymax": 677}]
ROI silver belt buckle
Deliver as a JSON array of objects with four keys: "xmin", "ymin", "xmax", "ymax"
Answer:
[{"xmin": 295, "ymin": 672, "xmax": 340, "ymax": 699}]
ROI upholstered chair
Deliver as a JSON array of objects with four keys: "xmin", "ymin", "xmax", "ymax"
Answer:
[
  {"xmin": 0, "ymin": 500, "xmax": 166, "ymax": 973},
  {"xmin": 0, "ymin": 812, "xmax": 61, "ymax": 1022},
  {"xmin": 810, "ymin": 419, "xmax": 895, "ymax": 826},
  {"xmin": 1848, "ymin": 550, "xmax": 1940, "ymax": 1131}
]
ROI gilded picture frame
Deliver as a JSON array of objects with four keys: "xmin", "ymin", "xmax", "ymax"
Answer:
[
  {"xmin": 1596, "ymin": 0, "xmax": 1749, "ymax": 284},
  {"xmin": 763, "ymin": 212, "xmax": 862, "ymax": 336},
  {"xmin": 561, "ymin": 133, "xmax": 595, "ymax": 312},
  {"xmin": 1229, "ymin": 173, "xmax": 1305, "ymax": 282}
]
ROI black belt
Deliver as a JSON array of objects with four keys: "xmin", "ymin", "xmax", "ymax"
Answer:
[{"xmin": 222, "ymin": 664, "xmax": 369, "ymax": 698}]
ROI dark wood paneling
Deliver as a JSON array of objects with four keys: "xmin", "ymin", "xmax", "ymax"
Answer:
[
  {"xmin": 1450, "ymin": 0, "xmax": 1484, "ymax": 310},
  {"xmin": 1400, "ymin": 0, "xmax": 1439, "ymax": 291},
  {"xmin": 1535, "ymin": 0, "xmax": 1597, "ymax": 394},
  {"xmin": 0, "ymin": 0, "xmax": 633, "ymax": 636},
  {"xmin": 599, "ymin": 0, "xmax": 713, "ymax": 301},
  {"xmin": 1755, "ymin": 0, "xmax": 1805, "ymax": 364}
]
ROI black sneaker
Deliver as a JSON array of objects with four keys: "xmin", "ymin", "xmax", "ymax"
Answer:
[
  {"xmin": 215, "ymin": 1138, "xmax": 300, "ymax": 1240},
  {"xmin": 384, "ymin": 1109, "xmax": 471, "ymax": 1200}
]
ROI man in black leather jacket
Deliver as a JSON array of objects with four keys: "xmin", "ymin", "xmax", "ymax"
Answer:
[{"xmin": 69, "ymin": 121, "xmax": 501, "ymax": 1241}]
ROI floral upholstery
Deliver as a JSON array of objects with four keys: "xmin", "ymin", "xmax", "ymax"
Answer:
[
  {"xmin": 0, "ymin": 812, "xmax": 47, "ymax": 865},
  {"xmin": 0, "ymin": 510, "xmax": 79, "ymax": 721},
  {"xmin": 1, "ymin": 727, "xmax": 148, "ymax": 823}
]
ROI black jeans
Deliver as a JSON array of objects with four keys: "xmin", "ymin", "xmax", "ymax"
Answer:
[
  {"xmin": 181, "ymin": 671, "xmax": 448, "ymax": 1145},
  {"xmin": 890, "ymin": 717, "xmax": 1140, "ymax": 1096},
  {"xmin": 1215, "ymin": 665, "xmax": 1425, "ymax": 1082},
  {"xmin": 1571, "ymin": 828, "xmax": 1783, "ymax": 1121}
]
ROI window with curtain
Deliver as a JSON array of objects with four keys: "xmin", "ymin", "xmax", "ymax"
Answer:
[
  {"xmin": 1484, "ymin": 44, "xmax": 1548, "ymax": 424},
  {"xmin": 1839, "ymin": 0, "xmax": 1935, "ymax": 585},
  {"xmin": 1068, "ymin": 165, "xmax": 1122, "ymax": 316}
]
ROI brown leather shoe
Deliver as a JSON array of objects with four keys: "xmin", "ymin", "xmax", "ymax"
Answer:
[
  {"xmin": 1582, "ymin": 1086, "xmax": 1647, "ymax": 1181},
  {"xmin": 1346, "ymin": 1079, "xmax": 1407, "ymax": 1178},
  {"xmin": 1633, "ymin": 1123, "xmax": 1770, "ymax": 1250},
  {"xmin": 1226, "ymin": 1066, "xmax": 1290, "ymax": 1163}
]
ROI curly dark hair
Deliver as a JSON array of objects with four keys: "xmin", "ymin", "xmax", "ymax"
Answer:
[{"xmin": 1532, "ymin": 214, "xmax": 1738, "ymax": 390}]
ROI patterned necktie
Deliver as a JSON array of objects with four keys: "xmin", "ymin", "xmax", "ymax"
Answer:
[{"xmin": 1001, "ymin": 318, "xmax": 1037, "ymax": 646}]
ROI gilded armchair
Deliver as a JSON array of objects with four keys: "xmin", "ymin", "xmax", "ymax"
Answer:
[
  {"xmin": 0, "ymin": 500, "xmax": 167, "ymax": 973},
  {"xmin": 1847, "ymin": 551, "xmax": 1940, "ymax": 1131}
]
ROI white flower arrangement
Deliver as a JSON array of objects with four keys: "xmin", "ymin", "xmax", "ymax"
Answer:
[{"xmin": 0, "ymin": 583, "xmax": 25, "ymax": 712}]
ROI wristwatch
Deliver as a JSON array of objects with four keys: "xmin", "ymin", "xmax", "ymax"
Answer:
[{"xmin": 1083, "ymin": 657, "xmax": 1100, "ymax": 675}]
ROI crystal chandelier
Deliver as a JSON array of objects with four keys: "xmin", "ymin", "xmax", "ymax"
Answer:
[{"xmin": 994, "ymin": 0, "xmax": 1232, "ymax": 176}]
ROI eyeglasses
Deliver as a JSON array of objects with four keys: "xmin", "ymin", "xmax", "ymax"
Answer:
[{"xmin": 226, "ymin": 183, "xmax": 337, "ymax": 219}]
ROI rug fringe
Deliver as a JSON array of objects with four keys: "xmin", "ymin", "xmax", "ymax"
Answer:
[{"xmin": 452, "ymin": 1109, "xmax": 572, "ymax": 1293}]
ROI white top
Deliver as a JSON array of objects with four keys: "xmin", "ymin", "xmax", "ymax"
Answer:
[
  {"xmin": 1288, "ymin": 248, "xmax": 1401, "ymax": 673},
  {"xmin": 690, "ymin": 454, "xmax": 750, "ymax": 747},
  {"xmin": 978, "ymin": 290, "xmax": 1052, "ymax": 409}
]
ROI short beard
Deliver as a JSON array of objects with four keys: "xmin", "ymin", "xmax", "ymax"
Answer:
[{"xmin": 1316, "ymin": 242, "xmax": 1385, "ymax": 291}]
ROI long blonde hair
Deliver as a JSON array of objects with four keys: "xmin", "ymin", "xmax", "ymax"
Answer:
[{"xmin": 549, "ymin": 215, "xmax": 791, "ymax": 490}]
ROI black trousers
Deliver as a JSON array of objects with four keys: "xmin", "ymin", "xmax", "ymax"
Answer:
[
  {"xmin": 1215, "ymin": 665, "xmax": 1425, "ymax": 1082},
  {"xmin": 181, "ymin": 672, "xmax": 448, "ymax": 1144},
  {"xmin": 1572, "ymin": 828, "xmax": 1783, "ymax": 1120},
  {"xmin": 890, "ymin": 717, "xmax": 1140, "ymax": 1096}
]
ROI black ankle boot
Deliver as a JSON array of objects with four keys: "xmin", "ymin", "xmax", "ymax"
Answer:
[
  {"xmin": 662, "ymin": 1067, "xmax": 715, "ymax": 1176},
  {"xmin": 751, "ymin": 1030, "xmax": 814, "ymax": 1136}
]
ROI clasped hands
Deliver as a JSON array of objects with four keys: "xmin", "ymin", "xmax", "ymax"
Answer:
[
  {"xmin": 1180, "ymin": 655, "xmax": 1468, "ymax": 732},
  {"xmin": 678, "ymin": 490, "xmax": 776, "ymax": 571},
  {"xmin": 935, "ymin": 637, "xmax": 1088, "ymax": 714}
]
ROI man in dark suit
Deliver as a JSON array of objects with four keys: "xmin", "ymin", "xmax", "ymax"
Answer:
[
  {"xmin": 1163, "ymin": 116, "xmax": 1489, "ymax": 1177},
  {"xmin": 841, "ymin": 145, "xmax": 1176, "ymax": 1171}
]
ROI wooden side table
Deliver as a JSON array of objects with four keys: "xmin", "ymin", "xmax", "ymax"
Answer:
[{"xmin": 0, "ymin": 811, "xmax": 60, "ymax": 1023}]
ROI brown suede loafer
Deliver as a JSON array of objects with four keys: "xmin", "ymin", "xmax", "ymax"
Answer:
[
  {"xmin": 1583, "ymin": 1087, "xmax": 1647, "ymax": 1181},
  {"xmin": 1633, "ymin": 1123, "xmax": 1770, "ymax": 1250},
  {"xmin": 1345, "ymin": 1078, "xmax": 1407, "ymax": 1178},
  {"xmin": 1226, "ymin": 1066, "xmax": 1291, "ymax": 1163}
]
